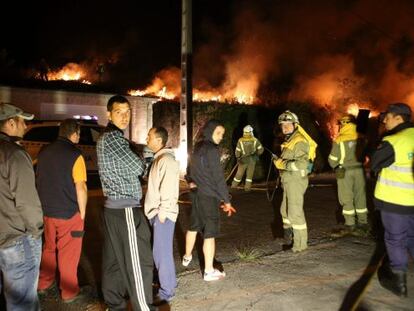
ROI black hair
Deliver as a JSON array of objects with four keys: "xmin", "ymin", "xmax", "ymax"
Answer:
[
  {"xmin": 59, "ymin": 119, "xmax": 80, "ymax": 138},
  {"xmin": 107, "ymin": 95, "xmax": 130, "ymax": 112},
  {"xmin": 152, "ymin": 126, "xmax": 168, "ymax": 147}
]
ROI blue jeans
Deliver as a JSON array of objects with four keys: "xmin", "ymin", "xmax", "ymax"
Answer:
[{"xmin": 0, "ymin": 235, "xmax": 42, "ymax": 311}]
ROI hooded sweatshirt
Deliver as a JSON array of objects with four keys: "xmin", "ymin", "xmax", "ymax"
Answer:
[
  {"xmin": 188, "ymin": 120, "xmax": 230, "ymax": 203},
  {"xmin": 144, "ymin": 148, "xmax": 180, "ymax": 221}
]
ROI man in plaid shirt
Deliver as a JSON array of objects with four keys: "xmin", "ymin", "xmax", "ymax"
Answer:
[{"xmin": 97, "ymin": 95, "xmax": 154, "ymax": 311}]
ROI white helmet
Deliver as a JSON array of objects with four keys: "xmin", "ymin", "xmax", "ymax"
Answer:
[
  {"xmin": 243, "ymin": 125, "xmax": 253, "ymax": 133},
  {"xmin": 278, "ymin": 110, "xmax": 300, "ymax": 125}
]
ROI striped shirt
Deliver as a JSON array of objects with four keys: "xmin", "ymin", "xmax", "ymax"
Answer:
[{"xmin": 97, "ymin": 123, "xmax": 145, "ymax": 201}]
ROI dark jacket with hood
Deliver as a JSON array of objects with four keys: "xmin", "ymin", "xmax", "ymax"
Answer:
[{"xmin": 188, "ymin": 120, "xmax": 230, "ymax": 204}]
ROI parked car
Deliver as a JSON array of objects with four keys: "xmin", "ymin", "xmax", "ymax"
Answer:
[{"xmin": 21, "ymin": 120, "xmax": 105, "ymax": 173}]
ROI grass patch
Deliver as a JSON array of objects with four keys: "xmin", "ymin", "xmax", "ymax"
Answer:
[{"xmin": 234, "ymin": 244, "xmax": 262, "ymax": 261}]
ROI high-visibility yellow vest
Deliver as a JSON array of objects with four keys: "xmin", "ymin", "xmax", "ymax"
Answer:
[{"xmin": 374, "ymin": 127, "xmax": 414, "ymax": 206}]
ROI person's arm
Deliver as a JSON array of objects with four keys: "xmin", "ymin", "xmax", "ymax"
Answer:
[
  {"xmin": 235, "ymin": 139, "xmax": 242, "ymax": 159},
  {"xmin": 109, "ymin": 134, "xmax": 146, "ymax": 176},
  {"xmin": 10, "ymin": 149, "xmax": 43, "ymax": 238},
  {"xmin": 370, "ymin": 141, "xmax": 395, "ymax": 174},
  {"xmin": 328, "ymin": 142, "xmax": 340, "ymax": 168},
  {"xmin": 274, "ymin": 141, "xmax": 309, "ymax": 171},
  {"xmin": 75, "ymin": 181, "xmax": 88, "ymax": 220},
  {"xmin": 256, "ymin": 139, "xmax": 264, "ymax": 156},
  {"xmin": 207, "ymin": 148, "xmax": 231, "ymax": 204},
  {"xmin": 158, "ymin": 156, "xmax": 180, "ymax": 223},
  {"xmin": 72, "ymin": 155, "xmax": 88, "ymax": 219}
]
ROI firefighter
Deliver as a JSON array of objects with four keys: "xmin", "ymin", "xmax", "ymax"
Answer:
[
  {"xmin": 371, "ymin": 103, "xmax": 414, "ymax": 297},
  {"xmin": 273, "ymin": 111, "xmax": 317, "ymax": 252},
  {"xmin": 328, "ymin": 115, "xmax": 368, "ymax": 235},
  {"xmin": 231, "ymin": 125, "xmax": 264, "ymax": 191}
]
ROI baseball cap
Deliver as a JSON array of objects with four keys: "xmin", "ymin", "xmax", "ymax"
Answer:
[
  {"xmin": 385, "ymin": 103, "xmax": 412, "ymax": 118},
  {"xmin": 0, "ymin": 103, "xmax": 34, "ymax": 121}
]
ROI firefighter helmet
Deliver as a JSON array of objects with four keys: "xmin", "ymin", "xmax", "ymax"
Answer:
[
  {"xmin": 243, "ymin": 125, "xmax": 253, "ymax": 133},
  {"xmin": 338, "ymin": 115, "xmax": 356, "ymax": 125},
  {"xmin": 278, "ymin": 110, "xmax": 300, "ymax": 125}
]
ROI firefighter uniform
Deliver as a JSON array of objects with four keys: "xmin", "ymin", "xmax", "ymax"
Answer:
[
  {"xmin": 328, "ymin": 116, "xmax": 368, "ymax": 229},
  {"xmin": 231, "ymin": 125, "xmax": 264, "ymax": 191},
  {"xmin": 273, "ymin": 111, "xmax": 317, "ymax": 252}
]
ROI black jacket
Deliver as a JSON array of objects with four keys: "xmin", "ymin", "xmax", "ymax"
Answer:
[{"xmin": 188, "ymin": 120, "xmax": 230, "ymax": 203}]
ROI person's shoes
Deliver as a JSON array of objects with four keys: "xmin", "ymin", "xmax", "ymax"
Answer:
[
  {"xmin": 352, "ymin": 223, "xmax": 370, "ymax": 237},
  {"xmin": 330, "ymin": 225, "xmax": 355, "ymax": 238},
  {"xmin": 37, "ymin": 281, "xmax": 56, "ymax": 296},
  {"xmin": 182, "ymin": 255, "xmax": 192, "ymax": 267},
  {"xmin": 378, "ymin": 264, "xmax": 407, "ymax": 297},
  {"xmin": 62, "ymin": 286, "xmax": 91, "ymax": 304},
  {"xmin": 203, "ymin": 269, "xmax": 226, "ymax": 281},
  {"xmin": 152, "ymin": 295, "xmax": 174, "ymax": 307}
]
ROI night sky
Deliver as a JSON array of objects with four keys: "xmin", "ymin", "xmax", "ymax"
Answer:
[
  {"xmin": 0, "ymin": 0, "xmax": 232, "ymax": 88},
  {"xmin": 2, "ymin": 0, "xmax": 414, "ymax": 111}
]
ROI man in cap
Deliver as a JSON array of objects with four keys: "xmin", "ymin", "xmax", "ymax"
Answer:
[
  {"xmin": 231, "ymin": 125, "xmax": 264, "ymax": 191},
  {"xmin": 329, "ymin": 115, "xmax": 368, "ymax": 236},
  {"xmin": 0, "ymin": 103, "xmax": 43, "ymax": 310},
  {"xmin": 371, "ymin": 103, "xmax": 414, "ymax": 297},
  {"xmin": 273, "ymin": 110, "xmax": 317, "ymax": 252}
]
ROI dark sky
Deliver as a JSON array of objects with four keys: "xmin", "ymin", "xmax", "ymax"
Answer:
[{"xmin": 0, "ymin": 0, "xmax": 234, "ymax": 88}]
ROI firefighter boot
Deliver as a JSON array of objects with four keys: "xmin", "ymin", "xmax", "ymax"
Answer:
[
  {"xmin": 283, "ymin": 227, "xmax": 293, "ymax": 243},
  {"xmin": 331, "ymin": 224, "xmax": 355, "ymax": 238},
  {"xmin": 353, "ymin": 223, "xmax": 370, "ymax": 237},
  {"xmin": 378, "ymin": 264, "xmax": 407, "ymax": 298},
  {"xmin": 231, "ymin": 180, "xmax": 239, "ymax": 189},
  {"xmin": 244, "ymin": 181, "xmax": 252, "ymax": 192},
  {"xmin": 292, "ymin": 229, "xmax": 307, "ymax": 253}
]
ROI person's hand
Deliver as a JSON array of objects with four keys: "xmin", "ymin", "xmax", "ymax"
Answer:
[
  {"xmin": 188, "ymin": 182, "xmax": 197, "ymax": 190},
  {"xmin": 220, "ymin": 203, "xmax": 236, "ymax": 217},
  {"xmin": 158, "ymin": 214, "xmax": 166, "ymax": 223}
]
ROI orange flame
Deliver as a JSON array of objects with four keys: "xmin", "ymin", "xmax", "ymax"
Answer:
[
  {"xmin": 47, "ymin": 63, "xmax": 92, "ymax": 84},
  {"xmin": 128, "ymin": 67, "xmax": 257, "ymax": 104}
]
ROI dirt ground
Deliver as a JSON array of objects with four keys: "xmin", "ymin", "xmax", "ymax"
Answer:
[{"xmin": 11, "ymin": 174, "xmax": 414, "ymax": 310}]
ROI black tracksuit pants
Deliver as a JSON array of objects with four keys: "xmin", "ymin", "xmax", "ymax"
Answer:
[{"xmin": 102, "ymin": 207, "xmax": 154, "ymax": 311}]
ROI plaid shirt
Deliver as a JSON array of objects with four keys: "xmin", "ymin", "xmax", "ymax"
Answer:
[{"xmin": 97, "ymin": 123, "xmax": 145, "ymax": 200}]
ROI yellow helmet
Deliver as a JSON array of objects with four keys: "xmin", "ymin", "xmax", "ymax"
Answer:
[
  {"xmin": 338, "ymin": 115, "xmax": 356, "ymax": 125},
  {"xmin": 278, "ymin": 110, "xmax": 299, "ymax": 124}
]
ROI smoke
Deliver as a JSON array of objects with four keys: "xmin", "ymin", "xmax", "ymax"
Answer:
[{"xmin": 190, "ymin": 0, "xmax": 414, "ymax": 112}]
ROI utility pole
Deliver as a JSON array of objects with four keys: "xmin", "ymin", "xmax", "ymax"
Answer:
[{"xmin": 179, "ymin": 0, "xmax": 193, "ymax": 173}]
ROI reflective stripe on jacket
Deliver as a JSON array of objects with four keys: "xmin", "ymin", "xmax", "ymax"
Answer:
[
  {"xmin": 235, "ymin": 136, "xmax": 264, "ymax": 159},
  {"xmin": 374, "ymin": 127, "xmax": 414, "ymax": 206}
]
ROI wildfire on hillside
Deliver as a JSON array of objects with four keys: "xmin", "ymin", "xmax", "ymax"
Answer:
[
  {"xmin": 46, "ymin": 63, "xmax": 92, "ymax": 84},
  {"xmin": 128, "ymin": 66, "xmax": 258, "ymax": 104}
]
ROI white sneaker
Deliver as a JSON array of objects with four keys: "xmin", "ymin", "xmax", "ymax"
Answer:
[
  {"xmin": 203, "ymin": 269, "xmax": 226, "ymax": 281},
  {"xmin": 182, "ymin": 255, "xmax": 192, "ymax": 267}
]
